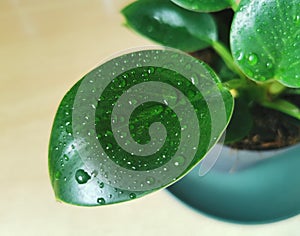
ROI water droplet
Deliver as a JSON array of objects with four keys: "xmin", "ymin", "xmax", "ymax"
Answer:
[
  {"xmin": 106, "ymin": 143, "xmax": 112, "ymax": 150},
  {"xmin": 147, "ymin": 67, "xmax": 155, "ymax": 74},
  {"xmin": 189, "ymin": 75, "xmax": 197, "ymax": 86},
  {"xmin": 120, "ymin": 131, "xmax": 127, "ymax": 139},
  {"xmin": 75, "ymin": 169, "xmax": 91, "ymax": 184},
  {"xmin": 147, "ymin": 25, "xmax": 154, "ymax": 33},
  {"xmin": 237, "ymin": 51, "xmax": 244, "ymax": 61},
  {"xmin": 247, "ymin": 53, "xmax": 258, "ymax": 65},
  {"xmin": 97, "ymin": 197, "xmax": 106, "ymax": 205},
  {"xmin": 118, "ymin": 78, "xmax": 126, "ymax": 88},
  {"xmin": 294, "ymin": 15, "xmax": 300, "ymax": 23},
  {"xmin": 116, "ymin": 115, "xmax": 124, "ymax": 123},
  {"xmin": 121, "ymin": 73, "xmax": 129, "ymax": 80},
  {"xmin": 63, "ymin": 154, "xmax": 69, "ymax": 161},
  {"xmin": 187, "ymin": 90, "xmax": 196, "ymax": 99},
  {"xmin": 99, "ymin": 182, "xmax": 104, "ymax": 188},
  {"xmin": 55, "ymin": 171, "xmax": 62, "ymax": 180},
  {"xmin": 146, "ymin": 177, "xmax": 155, "ymax": 185},
  {"xmin": 105, "ymin": 131, "xmax": 113, "ymax": 137},
  {"xmin": 185, "ymin": 64, "xmax": 192, "ymax": 70},
  {"xmin": 91, "ymin": 170, "xmax": 98, "ymax": 177},
  {"xmin": 129, "ymin": 193, "xmax": 136, "ymax": 199},
  {"xmin": 173, "ymin": 156, "xmax": 185, "ymax": 166},
  {"xmin": 266, "ymin": 62, "xmax": 273, "ymax": 69},
  {"xmin": 130, "ymin": 99, "xmax": 137, "ymax": 105}
]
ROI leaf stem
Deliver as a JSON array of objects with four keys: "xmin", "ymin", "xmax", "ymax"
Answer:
[
  {"xmin": 211, "ymin": 41, "xmax": 246, "ymax": 80},
  {"xmin": 285, "ymin": 88, "xmax": 300, "ymax": 95},
  {"xmin": 231, "ymin": 0, "xmax": 239, "ymax": 12},
  {"xmin": 266, "ymin": 80, "xmax": 286, "ymax": 97},
  {"xmin": 260, "ymin": 99, "xmax": 300, "ymax": 120}
]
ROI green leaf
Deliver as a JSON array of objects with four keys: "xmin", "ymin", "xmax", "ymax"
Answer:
[
  {"xmin": 49, "ymin": 49, "xmax": 234, "ymax": 206},
  {"xmin": 231, "ymin": 0, "xmax": 300, "ymax": 88},
  {"xmin": 171, "ymin": 0, "xmax": 234, "ymax": 12},
  {"xmin": 225, "ymin": 98, "xmax": 253, "ymax": 143},
  {"xmin": 122, "ymin": 0, "xmax": 217, "ymax": 52}
]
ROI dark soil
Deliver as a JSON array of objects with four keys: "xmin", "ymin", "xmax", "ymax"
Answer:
[{"xmin": 229, "ymin": 96, "xmax": 300, "ymax": 150}]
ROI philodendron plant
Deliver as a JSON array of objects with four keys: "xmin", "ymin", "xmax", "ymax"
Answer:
[{"xmin": 49, "ymin": 0, "xmax": 300, "ymax": 206}]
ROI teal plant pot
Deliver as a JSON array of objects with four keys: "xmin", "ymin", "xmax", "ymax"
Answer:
[{"xmin": 167, "ymin": 144, "xmax": 300, "ymax": 223}]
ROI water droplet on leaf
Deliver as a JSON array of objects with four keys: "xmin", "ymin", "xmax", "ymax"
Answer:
[
  {"xmin": 146, "ymin": 177, "xmax": 155, "ymax": 185},
  {"xmin": 75, "ymin": 169, "xmax": 91, "ymax": 184},
  {"xmin": 185, "ymin": 64, "xmax": 192, "ymax": 70},
  {"xmin": 147, "ymin": 67, "xmax": 155, "ymax": 74},
  {"xmin": 266, "ymin": 62, "xmax": 273, "ymax": 69},
  {"xmin": 55, "ymin": 171, "xmax": 62, "ymax": 180},
  {"xmin": 118, "ymin": 78, "xmax": 126, "ymax": 88},
  {"xmin": 173, "ymin": 155, "xmax": 185, "ymax": 166},
  {"xmin": 91, "ymin": 170, "xmax": 98, "ymax": 177},
  {"xmin": 106, "ymin": 143, "xmax": 113, "ymax": 150},
  {"xmin": 237, "ymin": 51, "xmax": 244, "ymax": 61},
  {"xmin": 147, "ymin": 25, "xmax": 154, "ymax": 33},
  {"xmin": 63, "ymin": 154, "xmax": 69, "ymax": 161},
  {"xmin": 129, "ymin": 193, "xmax": 136, "ymax": 199},
  {"xmin": 247, "ymin": 53, "xmax": 258, "ymax": 65},
  {"xmin": 97, "ymin": 197, "xmax": 106, "ymax": 205}
]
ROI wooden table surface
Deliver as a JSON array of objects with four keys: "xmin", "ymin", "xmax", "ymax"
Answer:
[{"xmin": 0, "ymin": 0, "xmax": 299, "ymax": 235}]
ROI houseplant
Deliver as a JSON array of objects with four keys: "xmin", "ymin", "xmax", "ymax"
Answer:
[{"xmin": 48, "ymin": 0, "xmax": 300, "ymax": 223}]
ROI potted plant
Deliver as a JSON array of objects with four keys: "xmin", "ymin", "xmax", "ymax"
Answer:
[{"xmin": 48, "ymin": 0, "xmax": 300, "ymax": 223}]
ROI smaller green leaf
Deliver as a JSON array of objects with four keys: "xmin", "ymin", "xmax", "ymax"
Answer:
[
  {"xmin": 122, "ymin": 0, "xmax": 217, "ymax": 52},
  {"xmin": 225, "ymin": 98, "xmax": 253, "ymax": 143},
  {"xmin": 171, "ymin": 0, "xmax": 235, "ymax": 12}
]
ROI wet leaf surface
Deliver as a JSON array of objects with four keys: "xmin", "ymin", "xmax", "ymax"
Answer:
[{"xmin": 231, "ymin": 0, "xmax": 300, "ymax": 88}]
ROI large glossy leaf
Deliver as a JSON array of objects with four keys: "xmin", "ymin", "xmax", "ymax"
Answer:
[
  {"xmin": 231, "ymin": 0, "xmax": 300, "ymax": 88},
  {"xmin": 49, "ymin": 49, "xmax": 234, "ymax": 206},
  {"xmin": 122, "ymin": 0, "xmax": 217, "ymax": 52},
  {"xmin": 171, "ymin": 0, "xmax": 234, "ymax": 12}
]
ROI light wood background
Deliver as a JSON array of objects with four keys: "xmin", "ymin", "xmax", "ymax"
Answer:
[{"xmin": 0, "ymin": 0, "xmax": 299, "ymax": 235}]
